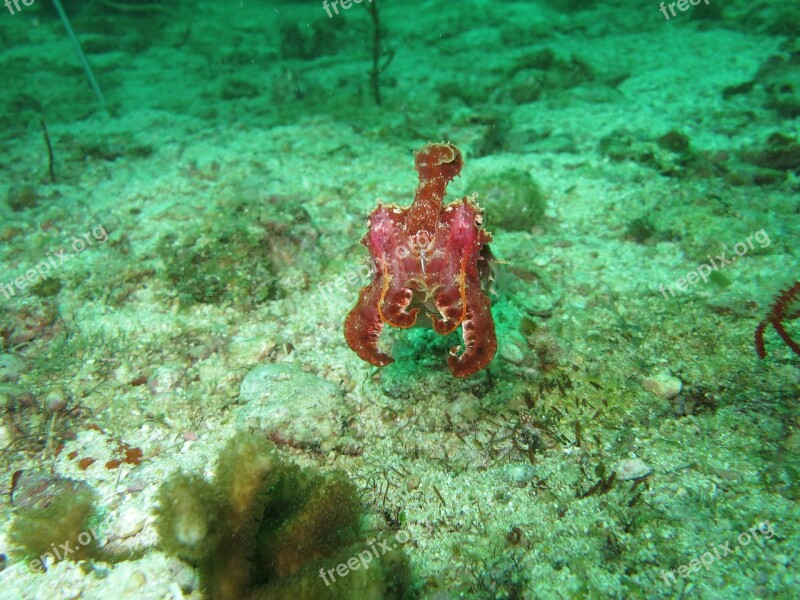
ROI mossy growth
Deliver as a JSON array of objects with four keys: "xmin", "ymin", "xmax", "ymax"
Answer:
[
  {"xmin": 623, "ymin": 217, "xmax": 657, "ymax": 245},
  {"xmin": 469, "ymin": 169, "xmax": 546, "ymax": 232},
  {"xmin": 279, "ymin": 17, "xmax": 344, "ymax": 60},
  {"xmin": 31, "ymin": 277, "xmax": 62, "ymax": 298},
  {"xmin": 9, "ymin": 471, "xmax": 102, "ymax": 571},
  {"xmin": 6, "ymin": 185, "xmax": 40, "ymax": 212},
  {"xmin": 708, "ymin": 270, "xmax": 732, "ymax": 288},
  {"xmin": 155, "ymin": 432, "xmax": 414, "ymax": 600},
  {"xmin": 158, "ymin": 221, "xmax": 277, "ymax": 308}
]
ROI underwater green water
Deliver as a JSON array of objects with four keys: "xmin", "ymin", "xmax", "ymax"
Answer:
[{"xmin": 0, "ymin": 1, "xmax": 799, "ymax": 599}]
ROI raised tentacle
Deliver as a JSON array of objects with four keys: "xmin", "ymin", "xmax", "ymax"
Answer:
[{"xmin": 448, "ymin": 282, "xmax": 497, "ymax": 378}]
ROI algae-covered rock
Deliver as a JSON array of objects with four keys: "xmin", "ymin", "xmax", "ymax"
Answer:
[
  {"xmin": 506, "ymin": 49, "xmax": 595, "ymax": 105},
  {"xmin": 155, "ymin": 472, "xmax": 219, "ymax": 562},
  {"xmin": 159, "ymin": 222, "xmax": 277, "ymax": 308},
  {"xmin": 0, "ymin": 353, "xmax": 26, "ymax": 383},
  {"xmin": 235, "ymin": 364, "xmax": 346, "ymax": 452},
  {"xmin": 9, "ymin": 471, "xmax": 101, "ymax": 570},
  {"xmin": 6, "ymin": 185, "xmax": 40, "ymax": 212},
  {"xmin": 743, "ymin": 132, "xmax": 800, "ymax": 173},
  {"xmin": 469, "ymin": 169, "xmax": 546, "ymax": 231},
  {"xmin": 155, "ymin": 432, "xmax": 414, "ymax": 600}
]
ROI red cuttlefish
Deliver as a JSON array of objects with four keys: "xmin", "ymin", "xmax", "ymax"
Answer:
[{"xmin": 344, "ymin": 142, "xmax": 498, "ymax": 377}]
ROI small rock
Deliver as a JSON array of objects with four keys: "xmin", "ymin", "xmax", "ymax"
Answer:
[
  {"xmin": 123, "ymin": 570, "xmax": 147, "ymax": 593},
  {"xmin": 641, "ymin": 372, "xmax": 682, "ymax": 399},
  {"xmin": 499, "ymin": 338, "xmax": 526, "ymax": 365},
  {"xmin": 43, "ymin": 390, "xmax": 68, "ymax": 412},
  {"xmin": 148, "ymin": 366, "xmax": 185, "ymax": 395},
  {"xmin": 113, "ymin": 506, "xmax": 147, "ymax": 540},
  {"xmin": 446, "ymin": 392, "xmax": 481, "ymax": 424},
  {"xmin": 0, "ymin": 423, "xmax": 12, "ymax": 448},
  {"xmin": 0, "ymin": 354, "xmax": 26, "ymax": 383},
  {"xmin": 614, "ymin": 458, "xmax": 652, "ymax": 481},
  {"xmin": 114, "ymin": 363, "xmax": 135, "ymax": 385},
  {"xmin": 502, "ymin": 463, "xmax": 536, "ymax": 486},
  {"xmin": 235, "ymin": 364, "xmax": 345, "ymax": 452}
]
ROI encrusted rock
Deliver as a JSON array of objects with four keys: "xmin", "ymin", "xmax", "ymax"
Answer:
[
  {"xmin": 112, "ymin": 506, "xmax": 147, "ymax": 540},
  {"xmin": 445, "ymin": 392, "xmax": 481, "ymax": 424},
  {"xmin": 43, "ymin": 390, "xmax": 68, "ymax": 412},
  {"xmin": 0, "ymin": 354, "xmax": 26, "ymax": 383},
  {"xmin": 0, "ymin": 423, "xmax": 12, "ymax": 448},
  {"xmin": 235, "ymin": 364, "xmax": 346, "ymax": 452},
  {"xmin": 502, "ymin": 463, "xmax": 537, "ymax": 486},
  {"xmin": 614, "ymin": 458, "xmax": 653, "ymax": 481},
  {"xmin": 641, "ymin": 372, "xmax": 682, "ymax": 399},
  {"xmin": 148, "ymin": 365, "xmax": 185, "ymax": 395}
]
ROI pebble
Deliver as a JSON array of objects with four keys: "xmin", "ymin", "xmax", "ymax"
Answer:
[
  {"xmin": 641, "ymin": 372, "xmax": 682, "ymax": 399},
  {"xmin": 112, "ymin": 506, "xmax": 147, "ymax": 539},
  {"xmin": 148, "ymin": 366, "xmax": 185, "ymax": 395},
  {"xmin": 502, "ymin": 463, "xmax": 537, "ymax": 486},
  {"xmin": 499, "ymin": 337, "xmax": 526, "ymax": 365},
  {"xmin": 0, "ymin": 423, "xmax": 12, "ymax": 448},
  {"xmin": 406, "ymin": 474, "xmax": 421, "ymax": 492},
  {"xmin": 446, "ymin": 392, "xmax": 481, "ymax": 424},
  {"xmin": 123, "ymin": 570, "xmax": 147, "ymax": 593},
  {"xmin": 235, "ymin": 364, "xmax": 346, "ymax": 452},
  {"xmin": 44, "ymin": 390, "xmax": 68, "ymax": 412},
  {"xmin": 0, "ymin": 354, "xmax": 25, "ymax": 383},
  {"xmin": 614, "ymin": 457, "xmax": 653, "ymax": 481}
]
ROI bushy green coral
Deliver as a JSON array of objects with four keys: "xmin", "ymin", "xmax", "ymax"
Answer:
[
  {"xmin": 155, "ymin": 432, "xmax": 414, "ymax": 600},
  {"xmin": 469, "ymin": 169, "xmax": 546, "ymax": 232},
  {"xmin": 9, "ymin": 472, "xmax": 101, "ymax": 571},
  {"xmin": 155, "ymin": 472, "xmax": 219, "ymax": 562}
]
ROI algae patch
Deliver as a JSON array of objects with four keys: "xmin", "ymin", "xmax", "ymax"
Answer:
[{"xmin": 155, "ymin": 432, "xmax": 414, "ymax": 600}]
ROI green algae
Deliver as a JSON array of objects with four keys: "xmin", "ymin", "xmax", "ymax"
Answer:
[
  {"xmin": 159, "ymin": 222, "xmax": 277, "ymax": 308},
  {"xmin": 155, "ymin": 432, "xmax": 414, "ymax": 600},
  {"xmin": 9, "ymin": 472, "xmax": 101, "ymax": 570},
  {"xmin": 469, "ymin": 168, "xmax": 546, "ymax": 232}
]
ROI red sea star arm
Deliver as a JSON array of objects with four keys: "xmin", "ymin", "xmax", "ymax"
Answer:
[
  {"xmin": 448, "ymin": 279, "xmax": 497, "ymax": 378},
  {"xmin": 344, "ymin": 279, "xmax": 394, "ymax": 367}
]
